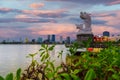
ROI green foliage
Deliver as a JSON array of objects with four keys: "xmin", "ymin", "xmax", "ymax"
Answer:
[
  {"xmin": 66, "ymin": 42, "xmax": 120, "ymax": 80},
  {"xmin": 84, "ymin": 69, "xmax": 96, "ymax": 80},
  {"xmin": 1, "ymin": 42, "xmax": 120, "ymax": 80},
  {"xmin": 60, "ymin": 73, "xmax": 71, "ymax": 80},
  {"xmin": 82, "ymin": 38, "xmax": 92, "ymax": 48},
  {"xmin": 0, "ymin": 68, "xmax": 21, "ymax": 80},
  {"xmin": 16, "ymin": 68, "xmax": 21, "ymax": 80},
  {"xmin": 5, "ymin": 73, "xmax": 13, "ymax": 80},
  {"xmin": 69, "ymin": 42, "xmax": 79, "ymax": 56},
  {"xmin": 0, "ymin": 76, "xmax": 4, "ymax": 80}
]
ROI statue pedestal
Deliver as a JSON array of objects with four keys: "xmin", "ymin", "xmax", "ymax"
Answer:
[{"xmin": 77, "ymin": 33, "xmax": 94, "ymax": 42}]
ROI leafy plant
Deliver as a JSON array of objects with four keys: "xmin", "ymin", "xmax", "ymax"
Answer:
[
  {"xmin": 0, "ymin": 68, "xmax": 21, "ymax": 80},
  {"xmin": 1, "ymin": 42, "xmax": 120, "ymax": 80}
]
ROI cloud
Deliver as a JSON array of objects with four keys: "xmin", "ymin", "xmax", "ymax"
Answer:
[
  {"xmin": 92, "ymin": 19, "xmax": 107, "ymax": 25},
  {"xmin": 45, "ymin": 0, "xmax": 120, "ymax": 5},
  {"xmin": 0, "ymin": 18, "xmax": 56, "ymax": 23},
  {"xmin": 90, "ymin": 10, "xmax": 120, "ymax": 35},
  {"xmin": 93, "ymin": 10, "xmax": 120, "ymax": 27},
  {"xmin": 0, "ymin": 7, "xmax": 12, "ymax": 13},
  {"xmin": 107, "ymin": 0, "xmax": 120, "ymax": 5},
  {"xmin": 0, "ymin": 7, "xmax": 68, "ymax": 18},
  {"xmin": 0, "ymin": 7, "xmax": 21, "ymax": 14},
  {"xmin": 92, "ymin": 25, "xmax": 120, "ymax": 35},
  {"xmin": 0, "ymin": 28, "xmax": 19, "ymax": 38},
  {"xmin": 27, "ymin": 23, "xmax": 76, "ymax": 35},
  {"xmin": 15, "ymin": 14, "xmax": 32, "ymax": 18},
  {"xmin": 22, "ymin": 9, "xmax": 68, "ymax": 18},
  {"xmin": 30, "ymin": 3, "xmax": 45, "ymax": 9},
  {"xmin": 0, "ymin": 25, "xmax": 37, "ymax": 39},
  {"xmin": 0, "ymin": 23, "xmax": 76, "ymax": 40}
]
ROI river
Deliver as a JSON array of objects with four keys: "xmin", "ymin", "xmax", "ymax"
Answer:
[{"xmin": 0, "ymin": 44, "xmax": 68, "ymax": 76}]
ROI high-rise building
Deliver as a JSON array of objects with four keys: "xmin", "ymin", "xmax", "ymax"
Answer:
[
  {"xmin": 32, "ymin": 39, "xmax": 36, "ymax": 43},
  {"xmin": 103, "ymin": 31, "xmax": 110, "ymax": 37},
  {"xmin": 47, "ymin": 35, "xmax": 51, "ymax": 42},
  {"xmin": 60, "ymin": 36, "xmax": 63, "ymax": 43},
  {"xmin": 51, "ymin": 34, "xmax": 55, "ymax": 43},
  {"xmin": 66, "ymin": 36, "xmax": 71, "ymax": 44},
  {"xmin": 25, "ymin": 37, "xmax": 29, "ymax": 43},
  {"xmin": 37, "ymin": 37, "xmax": 43, "ymax": 43}
]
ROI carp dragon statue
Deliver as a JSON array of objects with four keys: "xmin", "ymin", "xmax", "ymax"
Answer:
[{"xmin": 76, "ymin": 12, "xmax": 92, "ymax": 34}]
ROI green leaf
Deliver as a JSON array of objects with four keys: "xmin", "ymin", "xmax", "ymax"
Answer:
[
  {"xmin": 45, "ymin": 68, "xmax": 52, "ymax": 72},
  {"xmin": 55, "ymin": 77, "xmax": 62, "ymax": 80},
  {"xmin": 49, "ymin": 62, "xmax": 55, "ymax": 71},
  {"xmin": 75, "ymin": 60, "xmax": 81, "ymax": 67},
  {"xmin": 16, "ymin": 68, "xmax": 21, "ymax": 80},
  {"xmin": 112, "ymin": 74, "xmax": 120, "ymax": 80},
  {"xmin": 27, "ymin": 53, "xmax": 37, "ymax": 58},
  {"xmin": 45, "ymin": 53, "xmax": 49, "ymax": 60},
  {"xmin": 60, "ymin": 73, "xmax": 71, "ymax": 80},
  {"xmin": 70, "ymin": 74, "xmax": 80, "ymax": 80},
  {"xmin": 41, "ymin": 44, "xmax": 46, "ymax": 48},
  {"xmin": 46, "ymin": 72, "xmax": 54, "ymax": 79},
  {"xmin": 56, "ymin": 66, "xmax": 62, "ymax": 72},
  {"xmin": 0, "ymin": 76, "xmax": 4, "ymax": 80},
  {"xmin": 39, "ymin": 48, "xmax": 44, "ymax": 51},
  {"xmin": 48, "ymin": 45, "xmax": 55, "ymax": 51},
  {"xmin": 73, "ymin": 69, "xmax": 81, "ymax": 75},
  {"xmin": 40, "ymin": 51, "xmax": 45, "ymax": 57},
  {"xmin": 84, "ymin": 69, "xmax": 96, "ymax": 80},
  {"xmin": 41, "ymin": 54, "xmax": 45, "ymax": 62},
  {"xmin": 5, "ymin": 73, "xmax": 13, "ymax": 80}
]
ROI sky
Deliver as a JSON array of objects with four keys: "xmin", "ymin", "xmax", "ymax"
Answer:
[{"xmin": 0, "ymin": 0, "xmax": 120, "ymax": 41}]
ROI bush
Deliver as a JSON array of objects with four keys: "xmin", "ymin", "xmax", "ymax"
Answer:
[{"xmin": 1, "ymin": 42, "xmax": 120, "ymax": 80}]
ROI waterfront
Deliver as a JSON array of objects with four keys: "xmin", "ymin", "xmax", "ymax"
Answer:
[{"xmin": 0, "ymin": 44, "xmax": 67, "ymax": 76}]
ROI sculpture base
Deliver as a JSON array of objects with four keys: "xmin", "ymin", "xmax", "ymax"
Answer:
[{"xmin": 77, "ymin": 34, "xmax": 94, "ymax": 42}]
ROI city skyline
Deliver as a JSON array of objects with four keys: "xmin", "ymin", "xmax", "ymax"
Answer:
[{"xmin": 0, "ymin": 0, "xmax": 120, "ymax": 40}]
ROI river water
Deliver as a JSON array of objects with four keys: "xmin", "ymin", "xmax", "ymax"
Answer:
[{"xmin": 0, "ymin": 44, "xmax": 68, "ymax": 76}]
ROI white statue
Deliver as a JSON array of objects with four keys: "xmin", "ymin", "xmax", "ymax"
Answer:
[{"xmin": 76, "ymin": 12, "xmax": 92, "ymax": 34}]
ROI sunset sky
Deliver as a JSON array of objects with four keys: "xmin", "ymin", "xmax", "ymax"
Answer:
[{"xmin": 0, "ymin": 0, "xmax": 120, "ymax": 41}]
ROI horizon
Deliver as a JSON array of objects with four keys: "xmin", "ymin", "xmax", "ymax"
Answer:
[{"xmin": 0, "ymin": 0, "xmax": 120, "ymax": 41}]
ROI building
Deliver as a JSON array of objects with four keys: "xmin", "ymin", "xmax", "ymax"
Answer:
[
  {"xmin": 103, "ymin": 31, "xmax": 110, "ymax": 37},
  {"xmin": 47, "ymin": 35, "xmax": 51, "ymax": 43},
  {"xmin": 66, "ymin": 36, "xmax": 71, "ymax": 44},
  {"xmin": 31, "ymin": 39, "xmax": 36, "ymax": 43},
  {"xmin": 60, "ymin": 36, "xmax": 63, "ymax": 44},
  {"xmin": 37, "ymin": 37, "xmax": 43, "ymax": 43},
  {"xmin": 25, "ymin": 37, "xmax": 29, "ymax": 43},
  {"xmin": 51, "ymin": 34, "xmax": 55, "ymax": 43}
]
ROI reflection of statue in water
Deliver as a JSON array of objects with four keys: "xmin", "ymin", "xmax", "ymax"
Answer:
[{"xmin": 76, "ymin": 12, "xmax": 92, "ymax": 34}]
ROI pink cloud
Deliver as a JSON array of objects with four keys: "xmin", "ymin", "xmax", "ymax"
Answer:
[
  {"xmin": 92, "ymin": 25, "xmax": 120, "ymax": 35},
  {"xmin": 15, "ymin": 14, "xmax": 32, "ymax": 18},
  {"xmin": 0, "ymin": 7, "xmax": 12, "ymax": 13},
  {"xmin": 22, "ymin": 9, "xmax": 67, "ymax": 17},
  {"xmin": 92, "ymin": 10, "xmax": 120, "ymax": 35},
  {"xmin": 0, "ymin": 29, "xmax": 19, "ymax": 38},
  {"xmin": 0, "ymin": 7, "xmax": 11, "ymax": 11},
  {"xmin": 94, "ymin": 10, "xmax": 120, "ymax": 26},
  {"xmin": 27, "ymin": 23, "xmax": 76, "ymax": 36},
  {"xmin": 108, "ymin": 0, "xmax": 120, "ymax": 5},
  {"xmin": 30, "ymin": 3, "xmax": 45, "ymax": 9}
]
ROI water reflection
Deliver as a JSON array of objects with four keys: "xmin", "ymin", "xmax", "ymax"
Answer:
[{"xmin": 0, "ymin": 44, "xmax": 67, "ymax": 76}]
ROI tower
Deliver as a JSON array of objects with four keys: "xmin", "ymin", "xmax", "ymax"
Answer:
[
  {"xmin": 66, "ymin": 36, "xmax": 71, "ymax": 44},
  {"xmin": 60, "ymin": 36, "xmax": 63, "ymax": 43},
  {"xmin": 47, "ymin": 35, "xmax": 51, "ymax": 43},
  {"xmin": 51, "ymin": 34, "xmax": 55, "ymax": 43}
]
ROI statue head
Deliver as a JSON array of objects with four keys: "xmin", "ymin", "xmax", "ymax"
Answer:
[{"xmin": 80, "ymin": 12, "xmax": 91, "ymax": 20}]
